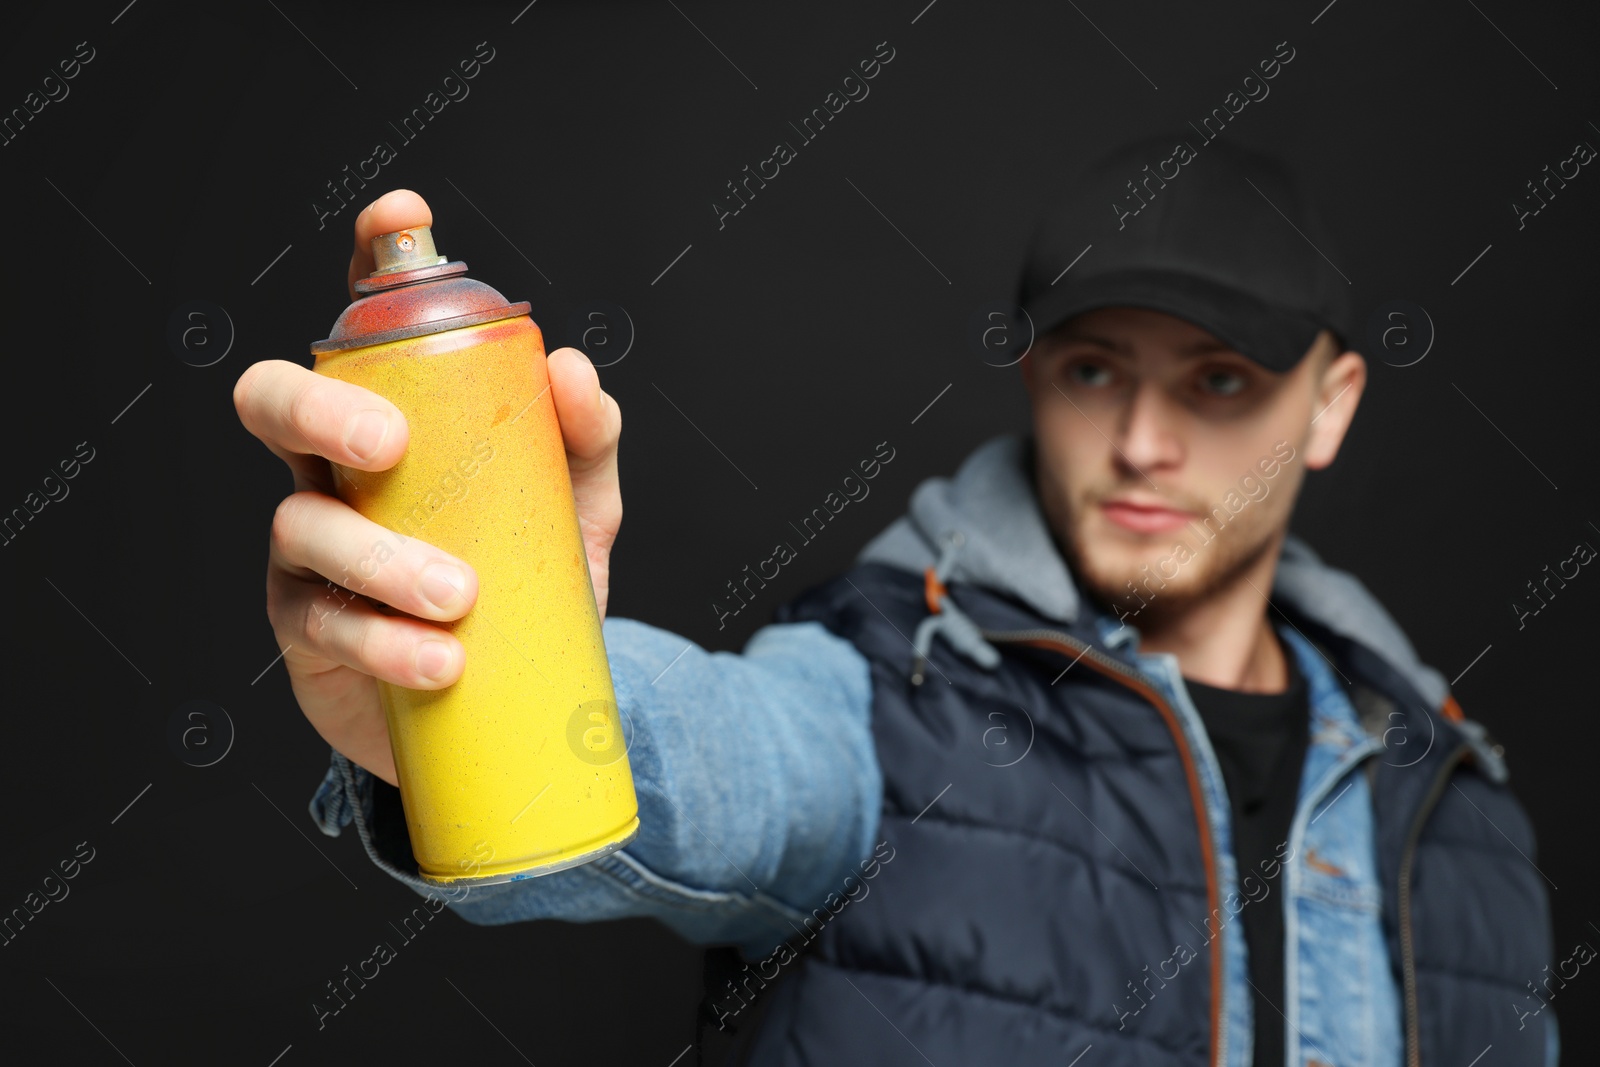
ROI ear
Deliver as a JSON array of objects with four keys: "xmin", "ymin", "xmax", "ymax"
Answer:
[{"xmin": 1302, "ymin": 349, "xmax": 1366, "ymax": 470}]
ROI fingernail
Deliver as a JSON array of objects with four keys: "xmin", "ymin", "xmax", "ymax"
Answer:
[
  {"xmin": 344, "ymin": 409, "xmax": 390, "ymax": 462},
  {"xmin": 418, "ymin": 561, "xmax": 467, "ymax": 610},
  {"xmin": 415, "ymin": 640, "xmax": 455, "ymax": 682}
]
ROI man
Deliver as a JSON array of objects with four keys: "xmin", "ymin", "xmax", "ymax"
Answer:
[{"xmin": 236, "ymin": 134, "xmax": 1556, "ymax": 1066}]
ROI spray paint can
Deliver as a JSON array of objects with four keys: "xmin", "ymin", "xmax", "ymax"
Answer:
[{"xmin": 310, "ymin": 225, "xmax": 638, "ymax": 886}]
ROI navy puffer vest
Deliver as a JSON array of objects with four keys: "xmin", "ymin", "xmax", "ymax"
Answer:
[{"xmin": 712, "ymin": 560, "xmax": 1553, "ymax": 1067}]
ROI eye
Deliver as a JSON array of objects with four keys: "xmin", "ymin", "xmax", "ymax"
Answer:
[
  {"xmin": 1063, "ymin": 359, "xmax": 1114, "ymax": 388},
  {"xmin": 1197, "ymin": 365, "xmax": 1249, "ymax": 397}
]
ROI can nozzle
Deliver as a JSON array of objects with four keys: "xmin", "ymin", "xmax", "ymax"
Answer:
[
  {"xmin": 370, "ymin": 226, "xmax": 449, "ymax": 276},
  {"xmin": 318, "ymin": 225, "xmax": 524, "ymax": 352}
]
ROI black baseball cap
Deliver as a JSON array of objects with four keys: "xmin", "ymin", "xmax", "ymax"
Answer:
[{"xmin": 1014, "ymin": 132, "xmax": 1358, "ymax": 372}]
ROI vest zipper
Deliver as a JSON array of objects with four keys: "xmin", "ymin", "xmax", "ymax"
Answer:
[
  {"xmin": 1399, "ymin": 740, "xmax": 1469, "ymax": 1067},
  {"xmin": 975, "ymin": 625, "xmax": 1228, "ymax": 1067}
]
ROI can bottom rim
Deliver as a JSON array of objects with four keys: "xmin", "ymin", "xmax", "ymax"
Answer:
[{"xmin": 416, "ymin": 817, "xmax": 641, "ymax": 888}]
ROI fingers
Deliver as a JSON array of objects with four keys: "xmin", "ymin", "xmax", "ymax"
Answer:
[
  {"xmin": 277, "ymin": 576, "xmax": 467, "ymax": 690},
  {"xmin": 547, "ymin": 346, "xmax": 621, "ymax": 474},
  {"xmin": 348, "ymin": 189, "xmax": 434, "ymax": 299},
  {"xmin": 234, "ymin": 360, "xmax": 410, "ymax": 493},
  {"xmin": 269, "ymin": 490, "xmax": 478, "ymax": 624},
  {"xmin": 268, "ymin": 488, "xmax": 477, "ymax": 691}
]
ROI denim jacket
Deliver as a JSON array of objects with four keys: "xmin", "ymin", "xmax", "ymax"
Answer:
[
  {"xmin": 309, "ymin": 432, "xmax": 1557, "ymax": 1066},
  {"xmin": 311, "ymin": 613, "xmax": 883, "ymax": 962},
  {"xmin": 1113, "ymin": 612, "xmax": 1402, "ymax": 1067}
]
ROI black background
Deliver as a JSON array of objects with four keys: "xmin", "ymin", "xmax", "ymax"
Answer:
[{"xmin": 2, "ymin": 0, "xmax": 1597, "ymax": 1063}]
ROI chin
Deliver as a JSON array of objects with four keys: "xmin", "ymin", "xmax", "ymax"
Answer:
[
  {"xmin": 1067, "ymin": 518, "xmax": 1207, "ymax": 620},
  {"xmin": 1071, "ymin": 535, "xmax": 1155, "ymax": 597},
  {"xmin": 1085, "ymin": 514, "xmax": 1180, "ymax": 564}
]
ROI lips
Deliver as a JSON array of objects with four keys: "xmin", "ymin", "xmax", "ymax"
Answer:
[{"xmin": 1099, "ymin": 498, "xmax": 1196, "ymax": 534}]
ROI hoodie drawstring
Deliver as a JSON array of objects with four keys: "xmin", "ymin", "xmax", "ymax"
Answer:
[{"xmin": 910, "ymin": 530, "xmax": 1001, "ymax": 684}]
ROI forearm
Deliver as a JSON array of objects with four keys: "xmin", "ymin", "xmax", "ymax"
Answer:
[{"xmin": 308, "ymin": 615, "xmax": 882, "ymax": 959}]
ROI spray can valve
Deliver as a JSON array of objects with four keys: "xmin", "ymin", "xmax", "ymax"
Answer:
[{"xmin": 370, "ymin": 225, "xmax": 449, "ymax": 276}]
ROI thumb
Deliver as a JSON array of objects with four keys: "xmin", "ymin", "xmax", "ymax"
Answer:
[{"xmin": 548, "ymin": 346, "xmax": 620, "ymax": 474}]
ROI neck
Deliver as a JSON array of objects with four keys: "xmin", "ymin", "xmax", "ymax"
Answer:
[{"xmin": 1131, "ymin": 535, "xmax": 1290, "ymax": 694}]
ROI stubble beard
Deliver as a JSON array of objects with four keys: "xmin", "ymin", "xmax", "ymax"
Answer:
[{"xmin": 1044, "ymin": 481, "xmax": 1283, "ymax": 630}]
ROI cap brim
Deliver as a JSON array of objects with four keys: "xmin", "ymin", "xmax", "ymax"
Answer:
[{"xmin": 1022, "ymin": 267, "xmax": 1327, "ymax": 373}]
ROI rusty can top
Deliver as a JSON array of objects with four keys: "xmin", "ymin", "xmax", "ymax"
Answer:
[{"xmin": 310, "ymin": 225, "xmax": 531, "ymax": 355}]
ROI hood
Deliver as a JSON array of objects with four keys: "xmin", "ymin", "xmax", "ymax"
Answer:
[{"xmin": 856, "ymin": 432, "xmax": 1453, "ymax": 715}]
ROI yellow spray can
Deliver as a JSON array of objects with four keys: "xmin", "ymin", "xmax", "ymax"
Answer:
[{"xmin": 310, "ymin": 225, "xmax": 638, "ymax": 886}]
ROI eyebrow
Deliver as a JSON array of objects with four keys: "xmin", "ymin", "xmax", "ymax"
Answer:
[{"xmin": 1046, "ymin": 330, "xmax": 1237, "ymax": 357}]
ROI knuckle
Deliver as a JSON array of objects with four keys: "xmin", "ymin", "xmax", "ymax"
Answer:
[
  {"xmin": 350, "ymin": 611, "xmax": 381, "ymax": 672},
  {"xmin": 296, "ymin": 586, "xmax": 330, "ymax": 648},
  {"xmin": 269, "ymin": 493, "xmax": 305, "ymax": 557},
  {"xmin": 265, "ymin": 567, "xmax": 288, "ymax": 626},
  {"xmin": 232, "ymin": 363, "xmax": 259, "ymax": 418},
  {"xmin": 283, "ymin": 377, "xmax": 322, "ymax": 444},
  {"xmin": 300, "ymin": 583, "xmax": 361, "ymax": 660}
]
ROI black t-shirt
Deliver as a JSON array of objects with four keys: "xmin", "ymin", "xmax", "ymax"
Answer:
[{"xmin": 1182, "ymin": 629, "xmax": 1309, "ymax": 1067}]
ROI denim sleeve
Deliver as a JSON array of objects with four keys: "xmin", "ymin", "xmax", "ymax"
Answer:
[{"xmin": 307, "ymin": 616, "xmax": 882, "ymax": 960}]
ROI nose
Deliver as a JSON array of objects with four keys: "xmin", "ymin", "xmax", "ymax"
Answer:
[{"xmin": 1114, "ymin": 379, "xmax": 1184, "ymax": 477}]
